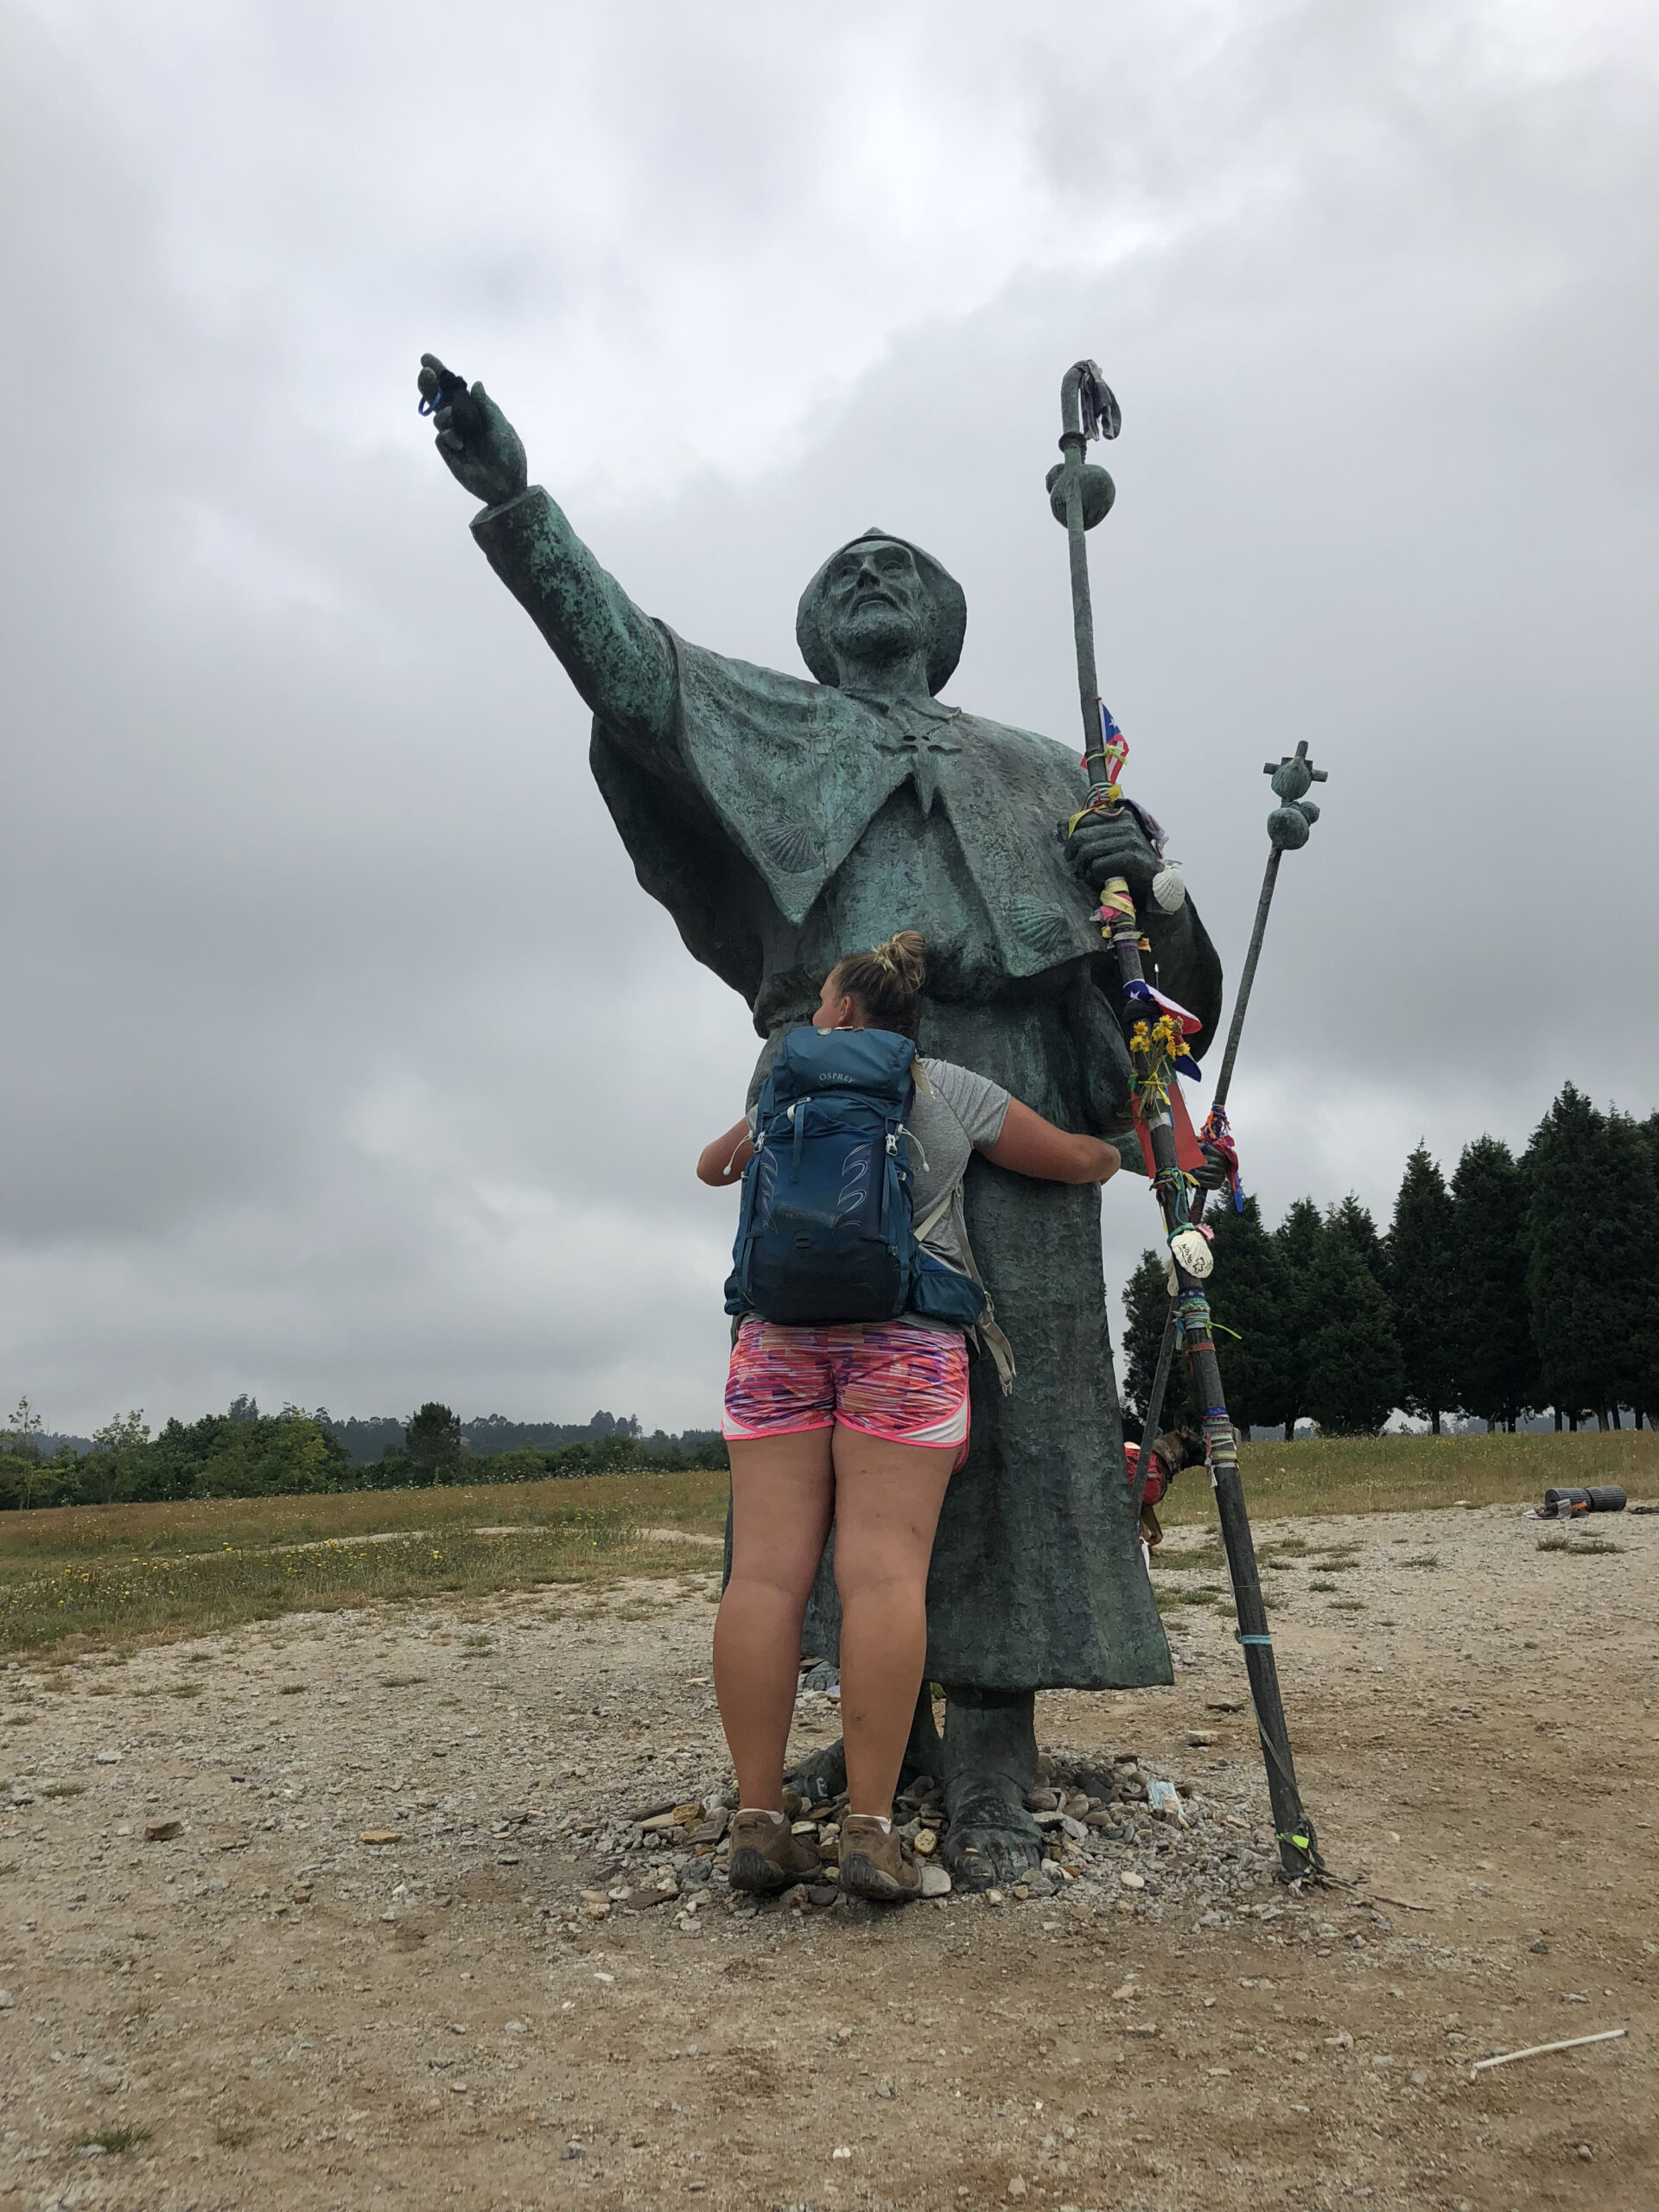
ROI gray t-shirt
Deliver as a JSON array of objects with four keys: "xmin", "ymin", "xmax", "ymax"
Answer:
[
  {"xmin": 746, "ymin": 1051, "xmax": 1011, "ymax": 1302},
  {"xmin": 904, "ymin": 1057, "xmax": 1012, "ymax": 1277}
]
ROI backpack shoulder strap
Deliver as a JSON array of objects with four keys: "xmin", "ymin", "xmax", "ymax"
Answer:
[
  {"xmin": 946, "ymin": 1185, "xmax": 1017, "ymax": 1395},
  {"xmin": 912, "ymin": 1185, "xmax": 955, "ymax": 1244},
  {"xmin": 915, "ymin": 1182, "xmax": 1016, "ymax": 1395},
  {"xmin": 973, "ymin": 1309, "xmax": 1018, "ymax": 1395}
]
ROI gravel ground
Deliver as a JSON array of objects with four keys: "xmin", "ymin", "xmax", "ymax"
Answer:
[{"xmin": 1, "ymin": 1502, "xmax": 1655, "ymax": 2211}]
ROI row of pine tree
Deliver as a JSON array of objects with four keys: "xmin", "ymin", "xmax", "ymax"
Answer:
[{"xmin": 1121, "ymin": 1082, "xmax": 1658, "ymax": 1437}]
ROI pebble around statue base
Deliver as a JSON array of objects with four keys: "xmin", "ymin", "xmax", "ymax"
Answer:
[
  {"xmin": 417, "ymin": 352, "xmax": 1224, "ymax": 1877},
  {"xmin": 788, "ymin": 1684, "xmax": 1046, "ymax": 1889}
]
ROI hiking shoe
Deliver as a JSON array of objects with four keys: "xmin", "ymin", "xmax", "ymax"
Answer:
[
  {"xmin": 837, "ymin": 1815, "xmax": 921, "ymax": 1903},
  {"xmin": 727, "ymin": 1809, "xmax": 822, "ymax": 1894}
]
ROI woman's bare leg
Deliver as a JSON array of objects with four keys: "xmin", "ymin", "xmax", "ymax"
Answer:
[
  {"xmin": 714, "ymin": 1430, "xmax": 835, "ymax": 1811},
  {"xmin": 830, "ymin": 1430, "xmax": 957, "ymax": 1818}
]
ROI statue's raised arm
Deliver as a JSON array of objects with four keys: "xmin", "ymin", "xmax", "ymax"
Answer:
[{"xmin": 417, "ymin": 354, "xmax": 675, "ymax": 750}]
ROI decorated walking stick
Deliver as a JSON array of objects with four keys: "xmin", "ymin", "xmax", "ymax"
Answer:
[
  {"xmin": 1048, "ymin": 360, "xmax": 1325, "ymax": 1884},
  {"xmin": 1132, "ymin": 740, "xmax": 1329, "ymax": 1490}
]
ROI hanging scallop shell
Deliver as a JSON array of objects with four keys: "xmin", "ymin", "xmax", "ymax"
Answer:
[
  {"xmin": 1168, "ymin": 1226, "xmax": 1214, "ymax": 1278},
  {"xmin": 1152, "ymin": 861, "xmax": 1186, "ymax": 912}
]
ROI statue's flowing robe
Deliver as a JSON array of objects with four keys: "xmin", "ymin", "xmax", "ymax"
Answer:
[{"xmin": 476, "ymin": 493, "xmax": 1223, "ymax": 1689}]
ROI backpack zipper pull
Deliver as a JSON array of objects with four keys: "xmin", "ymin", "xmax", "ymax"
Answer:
[{"xmin": 891, "ymin": 1124, "xmax": 929, "ymax": 1173}]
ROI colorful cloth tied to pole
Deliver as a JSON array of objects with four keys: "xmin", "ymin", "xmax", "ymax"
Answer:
[{"xmin": 1199, "ymin": 1103, "xmax": 1245, "ymax": 1212}]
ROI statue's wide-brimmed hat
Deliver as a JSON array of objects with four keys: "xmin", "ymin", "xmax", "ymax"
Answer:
[{"xmin": 796, "ymin": 528, "xmax": 967, "ymax": 696}]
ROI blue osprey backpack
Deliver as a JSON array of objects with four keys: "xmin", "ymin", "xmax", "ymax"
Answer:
[{"xmin": 723, "ymin": 1026, "xmax": 986, "ymax": 1330}]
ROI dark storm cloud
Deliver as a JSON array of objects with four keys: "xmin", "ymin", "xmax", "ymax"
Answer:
[{"xmin": 3, "ymin": 0, "xmax": 1656, "ymax": 1433}]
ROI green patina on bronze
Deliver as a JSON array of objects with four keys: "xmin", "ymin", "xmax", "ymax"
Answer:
[{"xmin": 418, "ymin": 354, "xmax": 1225, "ymax": 1881}]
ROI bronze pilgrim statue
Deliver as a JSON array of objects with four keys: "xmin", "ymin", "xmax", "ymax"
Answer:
[{"xmin": 417, "ymin": 355, "xmax": 1224, "ymax": 1885}]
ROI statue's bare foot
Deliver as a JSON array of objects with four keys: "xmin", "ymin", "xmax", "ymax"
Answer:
[
  {"xmin": 785, "ymin": 1738, "xmax": 941, "ymax": 1808},
  {"xmin": 786, "ymin": 1683, "xmax": 944, "ymax": 1808},
  {"xmin": 938, "ymin": 1683, "xmax": 1042, "ymax": 1890},
  {"xmin": 939, "ymin": 1787, "xmax": 1045, "ymax": 1890},
  {"xmin": 785, "ymin": 1740, "xmax": 847, "ymax": 1807}
]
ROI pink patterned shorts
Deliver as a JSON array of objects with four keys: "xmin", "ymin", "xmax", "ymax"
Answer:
[{"xmin": 722, "ymin": 1318, "xmax": 971, "ymax": 1463}]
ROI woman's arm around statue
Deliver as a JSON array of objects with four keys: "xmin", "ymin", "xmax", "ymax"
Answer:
[{"xmin": 697, "ymin": 1099, "xmax": 1119, "ymax": 1190}]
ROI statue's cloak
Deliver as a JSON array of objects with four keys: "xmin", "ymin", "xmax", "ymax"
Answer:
[
  {"xmin": 589, "ymin": 634, "xmax": 1173, "ymax": 1692},
  {"xmin": 592, "ymin": 634, "xmax": 1117, "ymax": 1025}
]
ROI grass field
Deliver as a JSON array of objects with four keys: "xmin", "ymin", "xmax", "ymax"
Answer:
[
  {"xmin": 0, "ymin": 1465, "xmax": 725, "ymax": 1565},
  {"xmin": 0, "ymin": 1473, "xmax": 722, "ymax": 1659},
  {"xmin": 1, "ymin": 1432, "xmax": 1651, "ymax": 1658},
  {"xmin": 1164, "ymin": 1427, "xmax": 1656, "ymax": 1525}
]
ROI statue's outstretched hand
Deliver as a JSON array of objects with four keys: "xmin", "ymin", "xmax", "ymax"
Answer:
[
  {"xmin": 1063, "ymin": 806, "xmax": 1158, "ymax": 908},
  {"xmin": 417, "ymin": 353, "xmax": 528, "ymax": 509}
]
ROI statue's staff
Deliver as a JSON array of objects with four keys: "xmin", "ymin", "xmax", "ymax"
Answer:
[
  {"xmin": 1132, "ymin": 739, "xmax": 1329, "ymax": 1495},
  {"xmin": 1048, "ymin": 361, "xmax": 1325, "ymax": 1885}
]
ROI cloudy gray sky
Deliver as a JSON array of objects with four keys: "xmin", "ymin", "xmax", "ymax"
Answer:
[{"xmin": 3, "ymin": 0, "xmax": 1656, "ymax": 1438}]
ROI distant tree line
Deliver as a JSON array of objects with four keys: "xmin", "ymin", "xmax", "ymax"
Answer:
[
  {"xmin": 315, "ymin": 1406, "xmax": 651, "ymax": 1465},
  {"xmin": 0, "ymin": 1395, "xmax": 726, "ymax": 1511},
  {"xmin": 1122, "ymin": 1082, "xmax": 1658, "ymax": 1439},
  {"xmin": 355, "ymin": 1402, "xmax": 724, "ymax": 1490}
]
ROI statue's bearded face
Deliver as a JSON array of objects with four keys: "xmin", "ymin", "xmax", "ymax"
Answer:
[{"xmin": 820, "ymin": 540, "xmax": 929, "ymax": 667}]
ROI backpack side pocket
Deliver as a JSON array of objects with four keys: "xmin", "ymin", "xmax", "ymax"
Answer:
[{"xmin": 907, "ymin": 1252, "xmax": 986, "ymax": 1328}]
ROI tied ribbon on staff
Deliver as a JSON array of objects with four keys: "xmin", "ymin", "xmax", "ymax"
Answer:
[
  {"xmin": 1124, "ymin": 985, "xmax": 1209, "ymax": 1181},
  {"xmin": 1199, "ymin": 1103, "xmax": 1245, "ymax": 1213},
  {"xmin": 1127, "ymin": 1011, "xmax": 1200, "ymax": 1114},
  {"xmin": 1124, "ymin": 982, "xmax": 1204, "ymax": 1109},
  {"xmin": 1084, "ymin": 702, "xmax": 1130, "ymax": 802},
  {"xmin": 1066, "ymin": 709, "xmax": 1185, "ymax": 918}
]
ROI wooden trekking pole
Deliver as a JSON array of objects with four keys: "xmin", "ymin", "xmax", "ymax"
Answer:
[
  {"xmin": 1131, "ymin": 740, "xmax": 1328, "ymax": 1498},
  {"xmin": 1048, "ymin": 360, "xmax": 1325, "ymax": 1884}
]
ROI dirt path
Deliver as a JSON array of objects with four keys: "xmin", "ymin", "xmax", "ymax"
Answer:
[{"xmin": 2, "ymin": 1503, "xmax": 1655, "ymax": 2211}]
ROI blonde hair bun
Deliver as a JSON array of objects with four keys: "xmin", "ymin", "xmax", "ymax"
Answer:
[
  {"xmin": 827, "ymin": 931, "xmax": 928, "ymax": 1038},
  {"xmin": 873, "ymin": 930, "xmax": 926, "ymax": 990}
]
